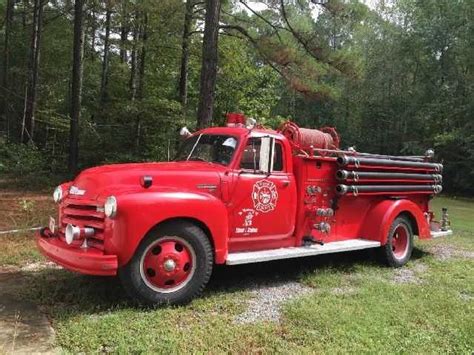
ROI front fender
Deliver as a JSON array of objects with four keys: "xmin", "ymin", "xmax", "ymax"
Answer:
[
  {"xmin": 359, "ymin": 199, "xmax": 430, "ymax": 245},
  {"xmin": 106, "ymin": 191, "xmax": 229, "ymax": 266}
]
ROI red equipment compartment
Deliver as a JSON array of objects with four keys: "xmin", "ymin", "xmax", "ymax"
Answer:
[{"xmin": 293, "ymin": 155, "xmax": 340, "ymax": 244}]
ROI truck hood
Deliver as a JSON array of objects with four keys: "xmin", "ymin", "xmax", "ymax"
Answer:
[{"xmin": 67, "ymin": 161, "xmax": 224, "ymax": 200}]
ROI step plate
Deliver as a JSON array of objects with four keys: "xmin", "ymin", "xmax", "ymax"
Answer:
[
  {"xmin": 430, "ymin": 229, "xmax": 453, "ymax": 238},
  {"xmin": 226, "ymin": 239, "xmax": 381, "ymax": 265}
]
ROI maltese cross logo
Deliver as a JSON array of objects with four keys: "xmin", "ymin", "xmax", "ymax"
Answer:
[{"xmin": 252, "ymin": 179, "xmax": 278, "ymax": 213}]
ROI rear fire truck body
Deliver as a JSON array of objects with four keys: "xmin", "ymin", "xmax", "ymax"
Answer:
[{"xmin": 36, "ymin": 114, "xmax": 452, "ymax": 305}]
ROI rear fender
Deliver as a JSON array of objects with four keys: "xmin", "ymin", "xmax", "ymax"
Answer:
[
  {"xmin": 359, "ymin": 199, "xmax": 430, "ymax": 245},
  {"xmin": 107, "ymin": 191, "xmax": 229, "ymax": 266}
]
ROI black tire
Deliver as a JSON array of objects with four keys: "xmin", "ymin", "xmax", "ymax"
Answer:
[
  {"xmin": 119, "ymin": 221, "xmax": 213, "ymax": 306},
  {"xmin": 379, "ymin": 215, "xmax": 414, "ymax": 267}
]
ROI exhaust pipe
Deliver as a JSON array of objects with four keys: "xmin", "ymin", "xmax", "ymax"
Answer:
[
  {"xmin": 336, "ymin": 184, "xmax": 443, "ymax": 196},
  {"xmin": 65, "ymin": 224, "xmax": 95, "ymax": 245},
  {"xmin": 337, "ymin": 156, "xmax": 443, "ymax": 172},
  {"xmin": 336, "ymin": 170, "xmax": 442, "ymax": 183}
]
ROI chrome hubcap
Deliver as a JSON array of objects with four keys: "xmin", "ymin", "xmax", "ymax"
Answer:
[{"xmin": 163, "ymin": 259, "xmax": 176, "ymax": 272}]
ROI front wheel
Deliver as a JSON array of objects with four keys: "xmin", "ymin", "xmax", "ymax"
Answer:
[
  {"xmin": 119, "ymin": 221, "xmax": 213, "ymax": 306},
  {"xmin": 379, "ymin": 216, "xmax": 414, "ymax": 267}
]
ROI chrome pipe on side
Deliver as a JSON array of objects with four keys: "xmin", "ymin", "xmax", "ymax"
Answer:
[
  {"xmin": 336, "ymin": 156, "xmax": 443, "ymax": 172},
  {"xmin": 336, "ymin": 170, "xmax": 442, "ymax": 183},
  {"xmin": 336, "ymin": 184, "xmax": 443, "ymax": 195}
]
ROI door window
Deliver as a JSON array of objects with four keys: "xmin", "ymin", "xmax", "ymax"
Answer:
[{"xmin": 240, "ymin": 138, "xmax": 284, "ymax": 172}]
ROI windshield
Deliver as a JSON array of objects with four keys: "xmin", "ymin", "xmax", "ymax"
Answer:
[{"xmin": 175, "ymin": 134, "xmax": 238, "ymax": 166}]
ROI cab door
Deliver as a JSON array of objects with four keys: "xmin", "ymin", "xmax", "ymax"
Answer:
[{"xmin": 229, "ymin": 136, "xmax": 296, "ymax": 243}]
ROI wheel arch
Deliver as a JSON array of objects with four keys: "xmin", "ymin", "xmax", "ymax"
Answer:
[
  {"xmin": 397, "ymin": 211, "xmax": 419, "ymax": 236},
  {"xmin": 146, "ymin": 217, "xmax": 215, "ymax": 254},
  {"xmin": 360, "ymin": 198, "xmax": 430, "ymax": 245}
]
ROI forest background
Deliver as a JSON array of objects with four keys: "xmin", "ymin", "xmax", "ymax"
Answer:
[{"xmin": 0, "ymin": 0, "xmax": 472, "ymax": 195}]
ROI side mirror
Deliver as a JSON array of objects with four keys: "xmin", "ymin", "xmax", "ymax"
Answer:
[{"xmin": 259, "ymin": 137, "xmax": 275, "ymax": 175}]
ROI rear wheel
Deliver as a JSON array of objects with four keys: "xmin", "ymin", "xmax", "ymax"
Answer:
[
  {"xmin": 120, "ymin": 221, "xmax": 213, "ymax": 306},
  {"xmin": 379, "ymin": 216, "xmax": 414, "ymax": 267}
]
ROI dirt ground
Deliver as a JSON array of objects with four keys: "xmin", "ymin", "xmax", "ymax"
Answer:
[
  {"xmin": 0, "ymin": 190, "xmax": 57, "ymax": 354},
  {"xmin": 0, "ymin": 268, "xmax": 56, "ymax": 354},
  {"xmin": 0, "ymin": 189, "xmax": 55, "ymax": 231}
]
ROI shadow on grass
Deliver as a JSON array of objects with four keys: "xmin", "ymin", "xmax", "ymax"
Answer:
[
  {"xmin": 15, "ymin": 247, "xmax": 431, "ymax": 317},
  {"xmin": 411, "ymin": 245, "xmax": 432, "ymax": 260}
]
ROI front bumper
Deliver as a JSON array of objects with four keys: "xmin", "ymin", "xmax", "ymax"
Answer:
[{"xmin": 36, "ymin": 229, "xmax": 118, "ymax": 276}]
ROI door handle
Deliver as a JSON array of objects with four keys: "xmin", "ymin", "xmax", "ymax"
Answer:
[{"xmin": 281, "ymin": 180, "xmax": 290, "ymax": 187}]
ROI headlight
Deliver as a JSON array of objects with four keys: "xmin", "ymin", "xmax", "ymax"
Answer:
[
  {"xmin": 53, "ymin": 186, "xmax": 63, "ymax": 203},
  {"xmin": 104, "ymin": 196, "xmax": 117, "ymax": 218}
]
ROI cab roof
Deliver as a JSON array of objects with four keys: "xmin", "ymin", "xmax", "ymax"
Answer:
[{"xmin": 196, "ymin": 126, "xmax": 285, "ymax": 140}]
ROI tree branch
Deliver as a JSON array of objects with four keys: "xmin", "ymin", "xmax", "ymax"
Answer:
[
  {"xmin": 279, "ymin": 0, "xmax": 330, "ymax": 65},
  {"xmin": 219, "ymin": 24, "xmax": 285, "ymax": 78},
  {"xmin": 238, "ymin": 0, "xmax": 284, "ymax": 42},
  {"xmin": 280, "ymin": 0, "xmax": 312, "ymax": 55}
]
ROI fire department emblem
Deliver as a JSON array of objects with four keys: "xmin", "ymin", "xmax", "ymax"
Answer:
[{"xmin": 252, "ymin": 180, "xmax": 278, "ymax": 213}]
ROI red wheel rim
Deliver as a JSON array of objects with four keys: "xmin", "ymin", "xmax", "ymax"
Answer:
[
  {"xmin": 140, "ymin": 237, "xmax": 196, "ymax": 293},
  {"xmin": 391, "ymin": 224, "xmax": 409, "ymax": 259}
]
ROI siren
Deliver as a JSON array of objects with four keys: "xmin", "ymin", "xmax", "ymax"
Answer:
[
  {"xmin": 226, "ymin": 112, "xmax": 256, "ymax": 128},
  {"xmin": 226, "ymin": 112, "xmax": 246, "ymax": 127}
]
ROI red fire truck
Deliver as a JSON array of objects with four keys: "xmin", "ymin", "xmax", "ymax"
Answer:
[{"xmin": 36, "ymin": 113, "xmax": 452, "ymax": 305}]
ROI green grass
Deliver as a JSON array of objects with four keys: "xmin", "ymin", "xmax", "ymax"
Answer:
[
  {"xmin": 1, "ymin": 196, "xmax": 473, "ymax": 353},
  {"xmin": 0, "ymin": 233, "xmax": 43, "ymax": 266}
]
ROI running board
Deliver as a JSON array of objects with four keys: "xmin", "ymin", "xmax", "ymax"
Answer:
[
  {"xmin": 226, "ymin": 239, "xmax": 381, "ymax": 265},
  {"xmin": 430, "ymin": 229, "xmax": 453, "ymax": 238}
]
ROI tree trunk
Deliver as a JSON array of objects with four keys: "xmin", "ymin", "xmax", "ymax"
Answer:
[
  {"xmin": 120, "ymin": 27, "xmax": 129, "ymax": 63},
  {"xmin": 100, "ymin": 3, "xmax": 112, "ymax": 104},
  {"xmin": 137, "ymin": 13, "xmax": 148, "ymax": 100},
  {"xmin": 120, "ymin": 1, "xmax": 128, "ymax": 63},
  {"xmin": 89, "ymin": 8, "xmax": 97, "ymax": 59},
  {"xmin": 135, "ymin": 12, "xmax": 148, "ymax": 150},
  {"xmin": 21, "ymin": 0, "xmax": 44, "ymax": 144},
  {"xmin": 2, "ymin": 0, "xmax": 14, "ymax": 139},
  {"xmin": 178, "ymin": 0, "xmax": 194, "ymax": 108},
  {"xmin": 129, "ymin": 16, "xmax": 139, "ymax": 100},
  {"xmin": 22, "ymin": 0, "xmax": 28, "ymax": 28},
  {"xmin": 196, "ymin": 0, "xmax": 221, "ymax": 129},
  {"xmin": 68, "ymin": 0, "xmax": 85, "ymax": 173}
]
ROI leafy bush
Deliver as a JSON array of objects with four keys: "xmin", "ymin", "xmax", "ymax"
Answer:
[{"xmin": 0, "ymin": 139, "xmax": 49, "ymax": 175}]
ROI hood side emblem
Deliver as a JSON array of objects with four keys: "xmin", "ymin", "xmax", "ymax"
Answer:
[
  {"xmin": 196, "ymin": 184, "xmax": 217, "ymax": 191},
  {"xmin": 69, "ymin": 186, "xmax": 86, "ymax": 196}
]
